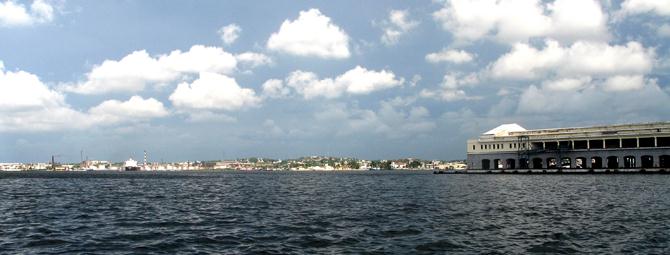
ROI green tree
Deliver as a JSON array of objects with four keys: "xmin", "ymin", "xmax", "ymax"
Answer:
[
  {"xmin": 348, "ymin": 161, "xmax": 360, "ymax": 169},
  {"xmin": 409, "ymin": 160, "xmax": 422, "ymax": 169}
]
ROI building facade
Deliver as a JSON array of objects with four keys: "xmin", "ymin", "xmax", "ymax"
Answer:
[{"xmin": 466, "ymin": 122, "xmax": 670, "ymax": 170}]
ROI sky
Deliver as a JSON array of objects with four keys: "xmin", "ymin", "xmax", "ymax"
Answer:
[{"xmin": 1, "ymin": 0, "xmax": 669, "ymax": 163}]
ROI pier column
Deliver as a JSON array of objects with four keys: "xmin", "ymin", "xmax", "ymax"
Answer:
[{"xmin": 636, "ymin": 137, "xmax": 640, "ymax": 148}]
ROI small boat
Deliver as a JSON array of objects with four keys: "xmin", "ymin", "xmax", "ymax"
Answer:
[
  {"xmin": 124, "ymin": 158, "xmax": 141, "ymax": 171},
  {"xmin": 433, "ymin": 170, "xmax": 447, "ymax": 174}
]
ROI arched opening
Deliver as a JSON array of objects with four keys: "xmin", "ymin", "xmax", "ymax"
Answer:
[
  {"xmin": 506, "ymin": 159, "xmax": 516, "ymax": 169},
  {"xmin": 532, "ymin": 158, "xmax": 543, "ymax": 169},
  {"xmin": 493, "ymin": 159, "xmax": 502, "ymax": 170},
  {"xmin": 591, "ymin": 157, "xmax": 602, "ymax": 169},
  {"xmin": 547, "ymin": 158, "xmax": 557, "ymax": 169},
  {"xmin": 575, "ymin": 157, "xmax": 587, "ymax": 168},
  {"xmin": 519, "ymin": 158, "xmax": 529, "ymax": 169},
  {"xmin": 560, "ymin": 157, "xmax": 571, "ymax": 168},
  {"xmin": 482, "ymin": 159, "xmax": 490, "ymax": 170},
  {"xmin": 623, "ymin": 156, "xmax": 636, "ymax": 168},
  {"xmin": 641, "ymin": 155, "xmax": 653, "ymax": 168},
  {"xmin": 607, "ymin": 156, "xmax": 619, "ymax": 169},
  {"xmin": 660, "ymin": 155, "xmax": 670, "ymax": 168}
]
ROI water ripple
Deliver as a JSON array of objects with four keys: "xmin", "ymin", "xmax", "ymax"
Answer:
[{"xmin": 1, "ymin": 171, "xmax": 670, "ymax": 253}]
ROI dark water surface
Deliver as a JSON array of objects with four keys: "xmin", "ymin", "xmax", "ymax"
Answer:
[{"xmin": 1, "ymin": 171, "xmax": 669, "ymax": 254}]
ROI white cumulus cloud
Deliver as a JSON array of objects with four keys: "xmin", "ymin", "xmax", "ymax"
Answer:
[
  {"xmin": 517, "ymin": 79, "xmax": 670, "ymax": 117},
  {"xmin": 380, "ymin": 9, "xmax": 419, "ymax": 45},
  {"xmin": 0, "ymin": 0, "xmax": 54, "ymax": 26},
  {"xmin": 285, "ymin": 66, "xmax": 403, "ymax": 99},
  {"xmin": 159, "ymin": 45, "xmax": 237, "ymax": 74},
  {"xmin": 267, "ymin": 9, "xmax": 350, "ymax": 59},
  {"xmin": 0, "ymin": 65, "xmax": 86, "ymax": 132},
  {"xmin": 314, "ymin": 102, "xmax": 436, "ymax": 138},
  {"xmin": 0, "ymin": 63, "xmax": 171, "ymax": 132},
  {"xmin": 236, "ymin": 52, "xmax": 273, "ymax": 68},
  {"xmin": 89, "ymin": 96, "xmax": 169, "ymax": 124},
  {"xmin": 433, "ymin": 0, "xmax": 608, "ymax": 44},
  {"xmin": 619, "ymin": 0, "xmax": 670, "ymax": 17},
  {"xmin": 420, "ymin": 72, "xmax": 479, "ymax": 101},
  {"xmin": 218, "ymin": 23, "xmax": 241, "ymax": 45},
  {"xmin": 490, "ymin": 40, "xmax": 654, "ymax": 80},
  {"xmin": 603, "ymin": 75, "xmax": 645, "ymax": 91},
  {"xmin": 339, "ymin": 66, "xmax": 404, "ymax": 94},
  {"xmin": 169, "ymin": 72, "xmax": 260, "ymax": 111},
  {"xmin": 541, "ymin": 77, "xmax": 592, "ymax": 91},
  {"xmin": 425, "ymin": 49, "xmax": 474, "ymax": 64},
  {"xmin": 286, "ymin": 70, "xmax": 341, "ymax": 99},
  {"xmin": 261, "ymin": 79, "xmax": 290, "ymax": 99},
  {"xmin": 62, "ymin": 45, "xmax": 237, "ymax": 94}
]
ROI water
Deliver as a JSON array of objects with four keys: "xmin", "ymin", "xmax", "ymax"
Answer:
[{"xmin": 1, "ymin": 171, "xmax": 669, "ymax": 254}]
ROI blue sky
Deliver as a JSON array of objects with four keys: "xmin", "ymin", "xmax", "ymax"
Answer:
[{"xmin": 1, "ymin": 0, "xmax": 669, "ymax": 163}]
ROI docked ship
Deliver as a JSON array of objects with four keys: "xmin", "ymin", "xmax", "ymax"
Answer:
[{"xmin": 124, "ymin": 158, "xmax": 141, "ymax": 171}]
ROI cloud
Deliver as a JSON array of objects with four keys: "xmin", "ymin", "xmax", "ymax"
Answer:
[
  {"xmin": 285, "ymin": 66, "xmax": 403, "ymax": 99},
  {"xmin": 263, "ymin": 119, "xmax": 285, "ymax": 137},
  {"xmin": 517, "ymin": 79, "xmax": 670, "ymax": 118},
  {"xmin": 339, "ymin": 66, "xmax": 404, "ymax": 94},
  {"xmin": 0, "ymin": 65, "xmax": 86, "ymax": 132},
  {"xmin": 0, "ymin": 0, "xmax": 53, "ymax": 26},
  {"xmin": 409, "ymin": 74, "xmax": 422, "ymax": 87},
  {"xmin": 159, "ymin": 45, "xmax": 237, "ymax": 74},
  {"xmin": 313, "ymin": 102, "xmax": 435, "ymax": 139},
  {"xmin": 0, "ymin": 68, "xmax": 64, "ymax": 111},
  {"xmin": 235, "ymin": 52, "xmax": 273, "ymax": 68},
  {"xmin": 0, "ymin": 62, "xmax": 177, "ymax": 132},
  {"xmin": 380, "ymin": 9, "xmax": 419, "ymax": 45},
  {"xmin": 420, "ymin": 72, "xmax": 479, "ymax": 101},
  {"xmin": 88, "ymin": 96, "xmax": 169, "ymax": 124},
  {"xmin": 541, "ymin": 77, "xmax": 592, "ymax": 91},
  {"xmin": 184, "ymin": 111, "xmax": 237, "ymax": 123},
  {"xmin": 490, "ymin": 40, "xmax": 654, "ymax": 80},
  {"xmin": 285, "ymin": 70, "xmax": 341, "ymax": 99},
  {"xmin": 218, "ymin": 23, "xmax": 241, "ymax": 45},
  {"xmin": 546, "ymin": 0, "xmax": 609, "ymax": 43},
  {"xmin": 267, "ymin": 9, "xmax": 350, "ymax": 59},
  {"xmin": 433, "ymin": 0, "xmax": 608, "ymax": 44},
  {"xmin": 658, "ymin": 24, "xmax": 670, "ymax": 37},
  {"xmin": 62, "ymin": 45, "xmax": 237, "ymax": 94},
  {"xmin": 261, "ymin": 79, "xmax": 290, "ymax": 99},
  {"xmin": 603, "ymin": 75, "xmax": 645, "ymax": 91},
  {"xmin": 169, "ymin": 72, "xmax": 260, "ymax": 111},
  {"xmin": 425, "ymin": 49, "xmax": 474, "ymax": 64},
  {"xmin": 619, "ymin": 0, "xmax": 670, "ymax": 17},
  {"xmin": 60, "ymin": 50, "xmax": 175, "ymax": 94}
]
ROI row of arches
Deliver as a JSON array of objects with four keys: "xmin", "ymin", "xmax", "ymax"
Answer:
[{"xmin": 481, "ymin": 155, "xmax": 670, "ymax": 170}]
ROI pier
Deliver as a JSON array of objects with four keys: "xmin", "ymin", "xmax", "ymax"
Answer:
[{"xmin": 465, "ymin": 122, "xmax": 670, "ymax": 172}]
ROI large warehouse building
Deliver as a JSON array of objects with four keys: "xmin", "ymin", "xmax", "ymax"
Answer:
[{"xmin": 466, "ymin": 122, "xmax": 670, "ymax": 171}]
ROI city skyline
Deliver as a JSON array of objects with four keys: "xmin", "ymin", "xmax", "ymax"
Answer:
[{"xmin": 2, "ymin": 0, "xmax": 670, "ymax": 163}]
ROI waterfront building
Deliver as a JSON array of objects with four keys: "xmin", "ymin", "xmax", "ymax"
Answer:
[{"xmin": 466, "ymin": 122, "xmax": 670, "ymax": 170}]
